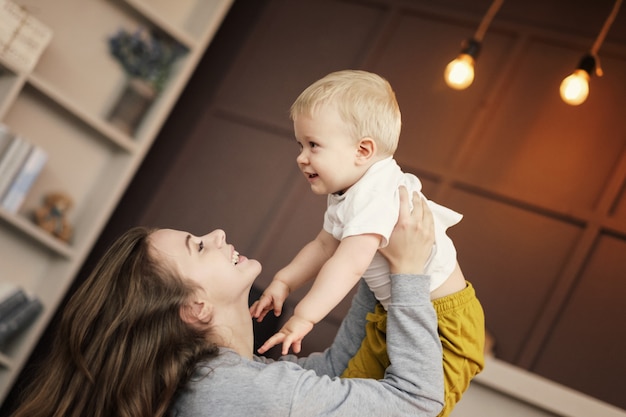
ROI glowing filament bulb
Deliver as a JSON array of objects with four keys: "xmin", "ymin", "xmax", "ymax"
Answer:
[
  {"xmin": 560, "ymin": 69, "xmax": 591, "ymax": 106},
  {"xmin": 560, "ymin": 54, "xmax": 597, "ymax": 106},
  {"xmin": 560, "ymin": 69, "xmax": 590, "ymax": 106},
  {"xmin": 444, "ymin": 54, "xmax": 475, "ymax": 90}
]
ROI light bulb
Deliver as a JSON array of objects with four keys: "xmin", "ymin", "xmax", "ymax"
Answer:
[
  {"xmin": 560, "ymin": 54, "xmax": 596, "ymax": 106},
  {"xmin": 560, "ymin": 69, "xmax": 590, "ymax": 106},
  {"xmin": 444, "ymin": 54, "xmax": 475, "ymax": 90}
]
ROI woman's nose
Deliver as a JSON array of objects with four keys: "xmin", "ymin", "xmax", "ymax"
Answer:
[{"xmin": 205, "ymin": 229, "xmax": 225, "ymax": 247}]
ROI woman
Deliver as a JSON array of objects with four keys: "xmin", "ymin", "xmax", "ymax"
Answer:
[{"xmin": 12, "ymin": 188, "xmax": 443, "ymax": 417}]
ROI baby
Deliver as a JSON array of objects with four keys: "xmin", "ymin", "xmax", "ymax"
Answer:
[
  {"xmin": 251, "ymin": 71, "xmax": 485, "ymax": 417},
  {"xmin": 251, "ymin": 69, "xmax": 467, "ymax": 353}
]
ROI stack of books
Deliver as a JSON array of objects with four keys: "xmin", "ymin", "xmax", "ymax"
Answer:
[
  {"xmin": 0, "ymin": 282, "xmax": 43, "ymax": 348},
  {"xmin": 0, "ymin": 124, "xmax": 48, "ymax": 214}
]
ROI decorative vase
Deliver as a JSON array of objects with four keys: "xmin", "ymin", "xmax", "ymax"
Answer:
[{"xmin": 107, "ymin": 77, "xmax": 157, "ymax": 136}]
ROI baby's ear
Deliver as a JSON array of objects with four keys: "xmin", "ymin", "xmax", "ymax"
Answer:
[
  {"xmin": 356, "ymin": 137, "xmax": 376, "ymax": 163},
  {"xmin": 180, "ymin": 300, "xmax": 212, "ymax": 324}
]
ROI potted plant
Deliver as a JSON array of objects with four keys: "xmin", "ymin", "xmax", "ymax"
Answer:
[{"xmin": 106, "ymin": 27, "xmax": 185, "ymax": 135}]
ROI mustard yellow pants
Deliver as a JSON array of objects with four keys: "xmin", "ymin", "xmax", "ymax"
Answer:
[{"xmin": 341, "ymin": 281, "xmax": 485, "ymax": 417}]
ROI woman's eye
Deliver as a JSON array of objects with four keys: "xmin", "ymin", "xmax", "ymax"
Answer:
[{"xmin": 198, "ymin": 241, "xmax": 204, "ymax": 252}]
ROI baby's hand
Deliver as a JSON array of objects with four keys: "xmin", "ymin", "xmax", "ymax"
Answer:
[
  {"xmin": 249, "ymin": 280, "xmax": 290, "ymax": 322},
  {"xmin": 257, "ymin": 315, "xmax": 314, "ymax": 355}
]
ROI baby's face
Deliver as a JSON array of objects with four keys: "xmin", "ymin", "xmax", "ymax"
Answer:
[{"xmin": 293, "ymin": 105, "xmax": 366, "ymax": 195}]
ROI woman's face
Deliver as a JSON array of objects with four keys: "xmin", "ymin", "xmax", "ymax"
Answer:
[{"xmin": 149, "ymin": 228, "xmax": 262, "ymax": 304}]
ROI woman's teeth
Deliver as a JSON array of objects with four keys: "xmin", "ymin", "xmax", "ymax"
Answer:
[{"xmin": 232, "ymin": 251, "xmax": 239, "ymax": 265}]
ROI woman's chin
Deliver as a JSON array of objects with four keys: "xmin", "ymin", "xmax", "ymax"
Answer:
[{"xmin": 242, "ymin": 258, "xmax": 262, "ymax": 279}]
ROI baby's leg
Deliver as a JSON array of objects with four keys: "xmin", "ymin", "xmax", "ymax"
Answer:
[
  {"xmin": 342, "ymin": 280, "xmax": 486, "ymax": 417},
  {"xmin": 434, "ymin": 281, "xmax": 485, "ymax": 417}
]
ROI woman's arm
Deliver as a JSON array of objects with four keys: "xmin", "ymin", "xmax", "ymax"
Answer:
[{"xmin": 273, "ymin": 275, "xmax": 443, "ymax": 417}]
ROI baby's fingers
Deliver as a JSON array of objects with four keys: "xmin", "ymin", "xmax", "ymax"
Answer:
[
  {"xmin": 283, "ymin": 336, "xmax": 302, "ymax": 355},
  {"xmin": 250, "ymin": 295, "xmax": 272, "ymax": 318},
  {"xmin": 272, "ymin": 300, "xmax": 284, "ymax": 318},
  {"xmin": 257, "ymin": 332, "xmax": 285, "ymax": 355},
  {"xmin": 249, "ymin": 300, "xmax": 261, "ymax": 317}
]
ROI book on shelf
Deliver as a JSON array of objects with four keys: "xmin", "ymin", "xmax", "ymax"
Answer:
[
  {"xmin": 0, "ymin": 134, "xmax": 33, "ymax": 201},
  {"xmin": 0, "ymin": 282, "xmax": 28, "ymax": 321},
  {"xmin": 1, "ymin": 142, "xmax": 48, "ymax": 213},
  {"xmin": 0, "ymin": 282, "xmax": 43, "ymax": 348},
  {"xmin": 0, "ymin": 124, "xmax": 14, "ymax": 155}
]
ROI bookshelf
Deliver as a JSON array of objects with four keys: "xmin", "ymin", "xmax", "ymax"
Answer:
[{"xmin": 0, "ymin": 0, "xmax": 233, "ymax": 403}]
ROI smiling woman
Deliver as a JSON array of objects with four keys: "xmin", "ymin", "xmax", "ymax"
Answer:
[{"xmin": 10, "ymin": 188, "xmax": 448, "ymax": 417}]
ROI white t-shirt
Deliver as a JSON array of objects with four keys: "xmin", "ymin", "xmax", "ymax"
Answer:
[{"xmin": 324, "ymin": 157, "xmax": 462, "ymax": 308}]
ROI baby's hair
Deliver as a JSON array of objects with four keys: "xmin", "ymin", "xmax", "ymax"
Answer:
[{"xmin": 290, "ymin": 69, "xmax": 402, "ymax": 156}]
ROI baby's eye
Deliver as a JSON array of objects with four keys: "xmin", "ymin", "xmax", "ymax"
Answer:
[
  {"xmin": 198, "ymin": 241, "xmax": 204, "ymax": 252},
  {"xmin": 309, "ymin": 141, "xmax": 318, "ymax": 148}
]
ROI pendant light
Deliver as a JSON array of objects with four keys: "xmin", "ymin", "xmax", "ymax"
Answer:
[
  {"xmin": 444, "ymin": 0, "xmax": 504, "ymax": 90},
  {"xmin": 560, "ymin": 0, "xmax": 623, "ymax": 105}
]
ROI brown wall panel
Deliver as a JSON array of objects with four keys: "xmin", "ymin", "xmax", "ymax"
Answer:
[
  {"xmin": 614, "ymin": 182, "xmax": 626, "ymax": 220},
  {"xmin": 532, "ymin": 234, "xmax": 626, "ymax": 408},
  {"xmin": 141, "ymin": 115, "xmax": 299, "ymax": 256},
  {"xmin": 443, "ymin": 188, "xmax": 583, "ymax": 362},
  {"xmin": 214, "ymin": 0, "xmax": 388, "ymax": 130}
]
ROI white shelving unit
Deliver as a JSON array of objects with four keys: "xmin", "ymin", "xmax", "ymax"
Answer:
[{"xmin": 0, "ymin": 0, "xmax": 233, "ymax": 403}]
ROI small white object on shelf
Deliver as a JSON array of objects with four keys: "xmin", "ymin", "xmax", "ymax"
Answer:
[{"xmin": 0, "ymin": 0, "xmax": 53, "ymax": 72}]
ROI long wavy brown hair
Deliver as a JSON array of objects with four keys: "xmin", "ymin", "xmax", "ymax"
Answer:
[{"xmin": 12, "ymin": 226, "xmax": 218, "ymax": 417}]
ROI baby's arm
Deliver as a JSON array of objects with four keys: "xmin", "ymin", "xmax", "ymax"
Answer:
[
  {"xmin": 258, "ymin": 233, "xmax": 381, "ymax": 355},
  {"xmin": 250, "ymin": 229, "xmax": 338, "ymax": 321}
]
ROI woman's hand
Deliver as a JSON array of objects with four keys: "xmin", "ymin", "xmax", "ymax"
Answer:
[{"xmin": 380, "ymin": 186, "xmax": 435, "ymax": 274}]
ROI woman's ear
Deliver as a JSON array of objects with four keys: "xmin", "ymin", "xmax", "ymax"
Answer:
[
  {"xmin": 180, "ymin": 300, "xmax": 212, "ymax": 324},
  {"xmin": 356, "ymin": 137, "xmax": 376, "ymax": 165}
]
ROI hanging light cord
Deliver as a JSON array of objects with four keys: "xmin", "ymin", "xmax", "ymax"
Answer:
[
  {"xmin": 591, "ymin": 0, "xmax": 623, "ymax": 55},
  {"xmin": 474, "ymin": 0, "xmax": 505, "ymax": 42}
]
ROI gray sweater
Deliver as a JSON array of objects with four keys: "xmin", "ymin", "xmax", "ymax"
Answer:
[{"xmin": 171, "ymin": 275, "xmax": 444, "ymax": 416}]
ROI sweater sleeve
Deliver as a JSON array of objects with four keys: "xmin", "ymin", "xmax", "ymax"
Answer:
[{"xmin": 285, "ymin": 274, "xmax": 444, "ymax": 416}]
